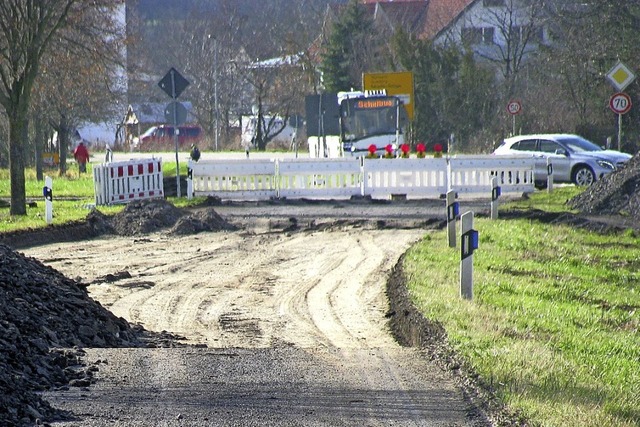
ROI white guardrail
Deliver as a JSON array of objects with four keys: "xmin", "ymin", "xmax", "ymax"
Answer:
[
  {"xmin": 94, "ymin": 158, "xmax": 164, "ymax": 206},
  {"xmin": 186, "ymin": 155, "xmax": 536, "ymax": 201}
]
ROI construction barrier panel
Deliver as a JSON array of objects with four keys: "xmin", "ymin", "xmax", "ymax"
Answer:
[
  {"xmin": 188, "ymin": 159, "xmax": 278, "ymax": 200},
  {"xmin": 362, "ymin": 158, "xmax": 448, "ymax": 199},
  {"xmin": 277, "ymin": 158, "xmax": 362, "ymax": 199},
  {"xmin": 94, "ymin": 158, "xmax": 164, "ymax": 206},
  {"xmin": 447, "ymin": 155, "xmax": 535, "ymax": 195},
  {"xmin": 187, "ymin": 155, "xmax": 536, "ymax": 201}
]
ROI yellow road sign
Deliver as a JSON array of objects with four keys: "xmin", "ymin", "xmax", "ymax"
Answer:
[
  {"xmin": 606, "ymin": 61, "xmax": 635, "ymax": 92},
  {"xmin": 363, "ymin": 71, "xmax": 414, "ymax": 119}
]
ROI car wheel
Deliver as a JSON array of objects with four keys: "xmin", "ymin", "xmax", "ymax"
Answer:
[{"xmin": 573, "ymin": 166, "xmax": 595, "ymax": 186}]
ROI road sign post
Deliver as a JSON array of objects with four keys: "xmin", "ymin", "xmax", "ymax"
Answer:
[
  {"xmin": 609, "ymin": 92, "xmax": 632, "ymax": 151},
  {"xmin": 507, "ymin": 100, "xmax": 521, "ymax": 135},
  {"xmin": 606, "ymin": 62, "xmax": 635, "ymax": 152},
  {"xmin": 159, "ymin": 68, "xmax": 190, "ymax": 198}
]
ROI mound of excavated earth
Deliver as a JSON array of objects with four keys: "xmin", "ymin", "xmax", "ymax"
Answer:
[
  {"xmin": 108, "ymin": 198, "xmax": 237, "ymax": 236},
  {"xmin": 568, "ymin": 153, "xmax": 640, "ymax": 219},
  {"xmin": 0, "ymin": 199, "xmax": 237, "ymax": 426},
  {"xmin": 0, "ymin": 245, "xmax": 143, "ymax": 426}
]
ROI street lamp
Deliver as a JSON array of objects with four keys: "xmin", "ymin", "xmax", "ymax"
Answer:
[{"xmin": 208, "ymin": 34, "xmax": 219, "ymax": 151}]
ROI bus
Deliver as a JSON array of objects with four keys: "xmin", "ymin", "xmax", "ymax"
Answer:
[{"xmin": 307, "ymin": 90, "xmax": 408, "ymax": 158}]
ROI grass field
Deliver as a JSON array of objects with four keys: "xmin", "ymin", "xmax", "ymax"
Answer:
[
  {"xmin": 403, "ymin": 189, "xmax": 640, "ymax": 427},
  {"xmin": 0, "ymin": 161, "xmax": 189, "ymax": 232}
]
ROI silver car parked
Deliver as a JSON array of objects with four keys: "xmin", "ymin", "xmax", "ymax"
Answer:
[{"xmin": 493, "ymin": 133, "xmax": 632, "ymax": 186}]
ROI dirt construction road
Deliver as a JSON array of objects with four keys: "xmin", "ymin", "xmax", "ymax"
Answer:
[{"xmin": 24, "ymin": 201, "xmax": 492, "ymax": 426}]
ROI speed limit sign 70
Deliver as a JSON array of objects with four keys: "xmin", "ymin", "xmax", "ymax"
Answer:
[
  {"xmin": 507, "ymin": 100, "xmax": 522, "ymax": 115},
  {"xmin": 609, "ymin": 92, "xmax": 632, "ymax": 115}
]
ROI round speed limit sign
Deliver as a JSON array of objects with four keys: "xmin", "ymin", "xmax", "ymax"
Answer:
[
  {"xmin": 609, "ymin": 92, "xmax": 632, "ymax": 115},
  {"xmin": 507, "ymin": 100, "xmax": 522, "ymax": 115}
]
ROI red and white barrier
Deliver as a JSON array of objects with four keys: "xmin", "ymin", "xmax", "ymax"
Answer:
[{"xmin": 94, "ymin": 158, "xmax": 164, "ymax": 205}]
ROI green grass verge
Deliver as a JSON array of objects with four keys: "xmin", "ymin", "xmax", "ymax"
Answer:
[
  {"xmin": 0, "ymin": 162, "xmax": 200, "ymax": 232},
  {"xmin": 404, "ymin": 188, "xmax": 640, "ymax": 427}
]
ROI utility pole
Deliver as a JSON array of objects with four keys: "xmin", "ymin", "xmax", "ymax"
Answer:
[
  {"xmin": 208, "ymin": 34, "xmax": 219, "ymax": 151},
  {"xmin": 214, "ymin": 37, "xmax": 219, "ymax": 151}
]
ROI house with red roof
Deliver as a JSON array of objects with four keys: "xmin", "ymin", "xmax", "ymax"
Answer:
[{"xmin": 328, "ymin": 0, "xmax": 549, "ymax": 76}]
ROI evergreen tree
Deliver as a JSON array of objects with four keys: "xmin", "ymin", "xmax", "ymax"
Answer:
[
  {"xmin": 320, "ymin": 0, "xmax": 374, "ymax": 92},
  {"xmin": 393, "ymin": 30, "xmax": 496, "ymax": 151}
]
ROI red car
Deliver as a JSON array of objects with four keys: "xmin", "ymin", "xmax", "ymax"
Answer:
[{"xmin": 136, "ymin": 125, "xmax": 202, "ymax": 151}]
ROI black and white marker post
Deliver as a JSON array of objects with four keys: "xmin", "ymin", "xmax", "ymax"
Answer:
[
  {"xmin": 43, "ymin": 176, "xmax": 53, "ymax": 224},
  {"xmin": 490, "ymin": 176, "xmax": 501, "ymax": 220},
  {"xmin": 460, "ymin": 211, "xmax": 478, "ymax": 300},
  {"xmin": 546, "ymin": 157, "xmax": 554, "ymax": 193},
  {"xmin": 446, "ymin": 190, "xmax": 459, "ymax": 248}
]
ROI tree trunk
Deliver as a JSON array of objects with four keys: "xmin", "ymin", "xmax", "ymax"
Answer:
[
  {"xmin": 8, "ymin": 112, "xmax": 27, "ymax": 216},
  {"xmin": 35, "ymin": 114, "xmax": 44, "ymax": 182},
  {"xmin": 57, "ymin": 116, "xmax": 69, "ymax": 177},
  {"xmin": 256, "ymin": 92, "xmax": 266, "ymax": 151}
]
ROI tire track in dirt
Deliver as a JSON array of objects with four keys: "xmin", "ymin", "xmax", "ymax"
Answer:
[{"xmin": 28, "ymin": 228, "xmax": 423, "ymax": 350}]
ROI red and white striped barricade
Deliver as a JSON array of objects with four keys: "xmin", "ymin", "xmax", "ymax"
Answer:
[{"xmin": 94, "ymin": 158, "xmax": 164, "ymax": 205}]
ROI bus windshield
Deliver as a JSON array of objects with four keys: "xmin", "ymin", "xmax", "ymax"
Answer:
[{"xmin": 340, "ymin": 97, "xmax": 402, "ymax": 142}]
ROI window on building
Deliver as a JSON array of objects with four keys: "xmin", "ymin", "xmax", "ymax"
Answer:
[
  {"xmin": 512, "ymin": 26, "xmax": 545, "ymax": 44},
  {"xmin": 462, "ymin": 27, "xmax": 482, "ymax": 45},
  {"xmin": 462, "ymin": 27, "xmax": 495, "ymax": 45},
  {"xmin": 482, "ymin": 27, "xmax": 495, "ymax": 44}
]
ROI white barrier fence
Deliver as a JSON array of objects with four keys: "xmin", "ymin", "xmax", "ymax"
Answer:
[
  {"xmin": 94, "ymin": 158, "xmax": 164, "ymax": 206},
  {"xmin": 187, "ymin": 159, "xmax": 278, "ymax": 200},
  {"xmin": 187, "ymin": 155, "xmax": 536, "ymax": 201},
  {"xmin": 277, "ymin": 158, "xmax": 362, "ymax": 199},
  {"xmin": 448, "ymin": 155, "xmax": 536, "ymax": 195},
  {"xmin": 363, "ymin": 158, "xmax": 448, "ymax": 198}
]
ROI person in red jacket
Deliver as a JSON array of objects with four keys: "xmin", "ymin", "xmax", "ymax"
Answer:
[{"xmin": 73, "ymin": 142, "xmax": 90, "ymax": 173}]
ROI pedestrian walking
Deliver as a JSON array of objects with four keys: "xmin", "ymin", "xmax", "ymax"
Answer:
[{"xmin": 73, "ymin": 142, "xmax": 90, "ymax": 173}]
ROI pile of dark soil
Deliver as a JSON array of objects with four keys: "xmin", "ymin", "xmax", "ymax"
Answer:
[
  {"xmin": 0, "ymin": 245, "xmax": 143, "ymax": 426},
  {"xmin": 0, "ymin": 199, "xmax": 237, "ymax": 426},
  {"xmin": 108, "ymin": 198, "xmax": 237, "ymax": 236},
  {"xmin": 109, "ymin": 198, "xmax": 185, "ymax": 235},
  {"xmin": 170, "ymin": 208, "xmax": 238, "ymax": 235},
  {"xmin": 568, "ymin": 153, "xmax": 640, "ymax": 219},
  {"xmin": 0, "ymin": 198, "xmax": 237, "ymax": 250}
]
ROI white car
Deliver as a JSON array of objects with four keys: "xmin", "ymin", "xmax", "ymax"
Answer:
[{"xmin": 493, "ymin": 134, "xmax": 632, "ymax": 186}]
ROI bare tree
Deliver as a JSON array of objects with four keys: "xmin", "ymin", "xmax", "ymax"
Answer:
[
  {"xmin": 0, "ymin": 0, "xmax": 123, "ymax": 215},
  {"xmin": 178, "ymin": 2, "xmax": 251, "ymax": 150},
  {"xmin": 459, "ymin": 0, "xmax": 548, "ymax": 97},
  {"xmin": 129, "ymin": 0, "xmax": 322, "ymax": 151}
]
